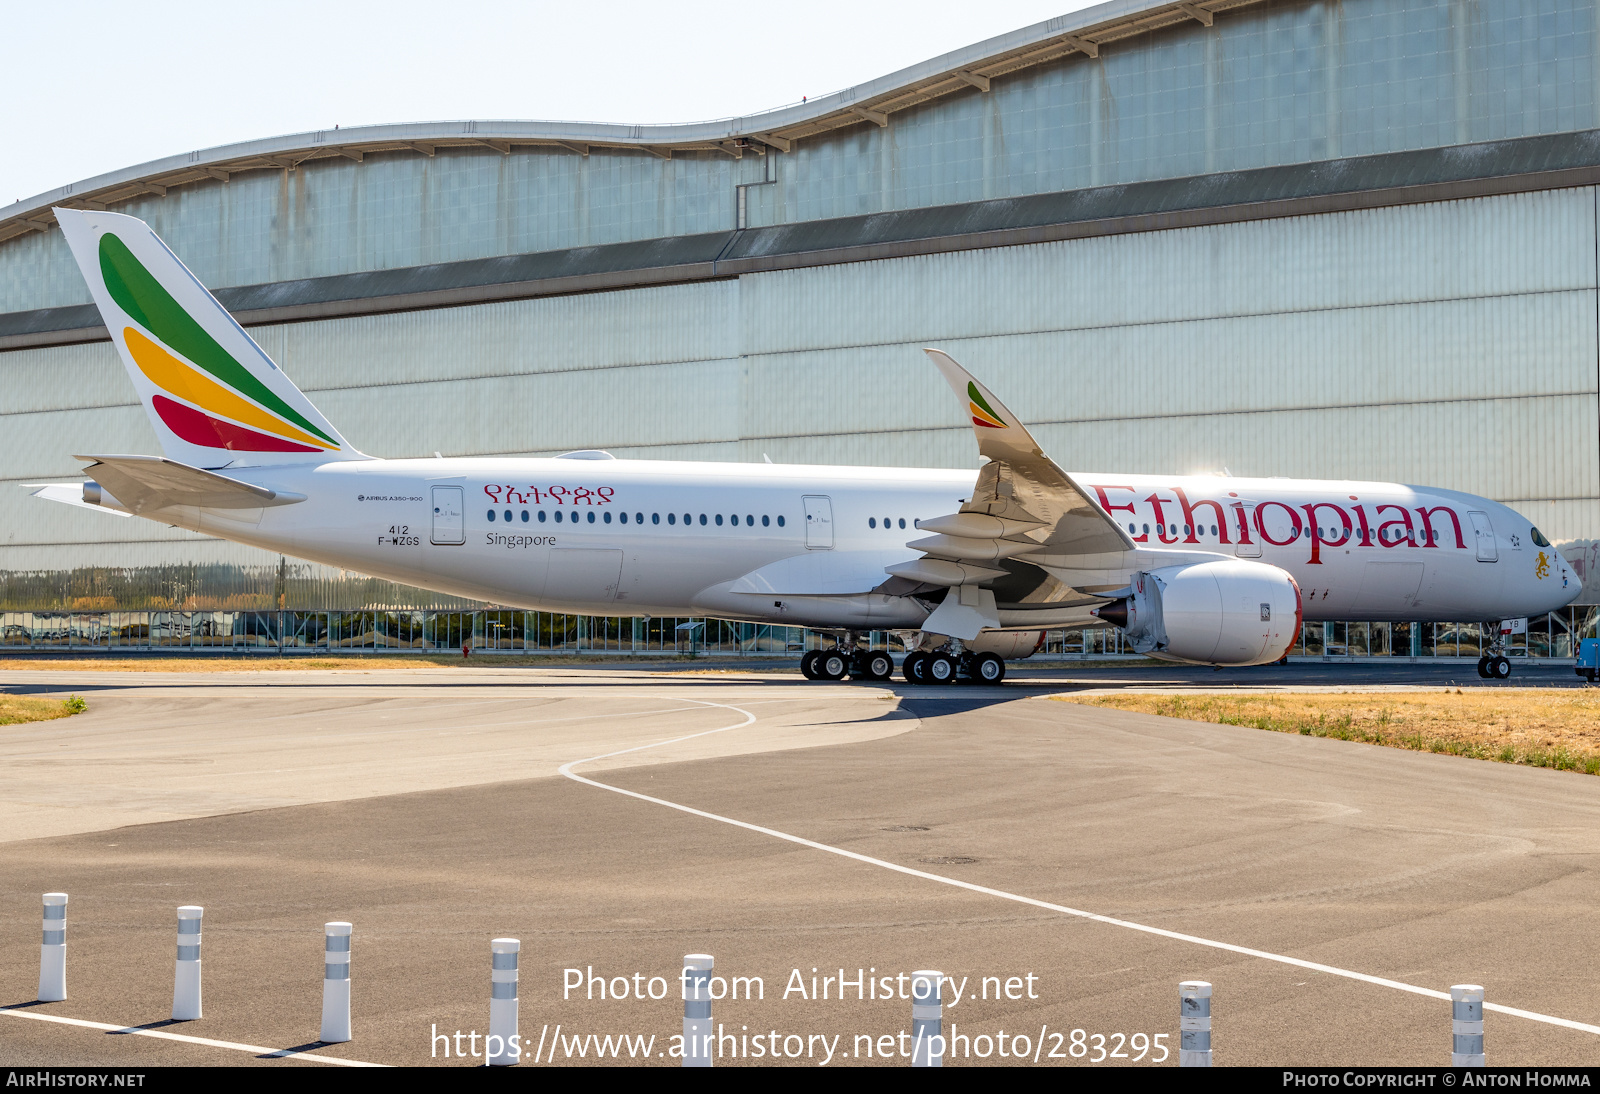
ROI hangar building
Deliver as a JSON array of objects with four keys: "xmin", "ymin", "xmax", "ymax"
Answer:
[{"xmin": 2, "ymin": 0, "xmax": 1597, "ymax": 657}]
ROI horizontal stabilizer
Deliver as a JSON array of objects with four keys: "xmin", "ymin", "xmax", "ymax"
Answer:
[
  {"xmin": 74, "ymin": 454, "xmax": 305, "ymax": 515},
  {"xmin": 24, "ymin": 483, "xmax": 131, "ymax": 517}
]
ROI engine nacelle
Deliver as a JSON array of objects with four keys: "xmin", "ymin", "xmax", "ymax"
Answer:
[
  {"xmin": 967, "ymin": 631, "xmax": 1045, "ymax": 660},
  {"xmin": 1094, "ymin": 560, "xmax": 1302, "ymax": 666}
]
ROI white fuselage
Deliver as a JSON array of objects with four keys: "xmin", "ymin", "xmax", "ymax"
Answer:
[{"xmin": 151, "ymin": 457, "xmax": 1580, "ymax": 631}]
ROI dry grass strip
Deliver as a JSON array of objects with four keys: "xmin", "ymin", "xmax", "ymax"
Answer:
[
  {"xmin": 1053, "ymin": 690, "xmax": 1600, "ymax": 776},
  {"xmin": 0, "ymin": 694, "xmax": 86, "ymax": 725},
  {"xmin": 0, "ymin": 654, "xmax": 701, "ymax": 673}
]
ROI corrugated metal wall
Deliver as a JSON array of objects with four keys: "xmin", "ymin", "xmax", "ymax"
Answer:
[
  {"xmin": 1, "ymin": 182, "xmax": 1596, "ymax": 608},
  {"xmin": 7, "ymin": 0, "xmax": 1600, "ymax": 315}
]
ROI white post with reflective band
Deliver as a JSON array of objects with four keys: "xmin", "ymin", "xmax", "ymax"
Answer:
[
  {"xmin": 38, "ymin": 893, "xmax": 67, "ymax": 1002},
  {"xmin": 172, "ymin": 906, "xmax": 203, "ymax": 1021},
  {"xmin": 683, "ymin": 954, "xmax": 713, "ymax": 1067},
  {"xmin": 1451, "ymin": 984, "xmax": 1485, "ymax": 1066},
  {"xmin": 911, "ymin": 970, "xmax": 943, "ymax": 1067},
  {"xmin": 1179, "ymin": 980, "xmax": 1212, "ymax": 1067},
  {"xmin": 489, "ymin": 939, "xmax": 519, "ymax": 1066},
  {"xmin": 320, "ymin": 922, "xmax": 352, "ymax": 1043}
]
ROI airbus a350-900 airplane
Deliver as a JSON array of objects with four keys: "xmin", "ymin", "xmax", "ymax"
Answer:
[{"xmin": 29, "ymin": 209, "xmax": 1583, "ymax": 684}]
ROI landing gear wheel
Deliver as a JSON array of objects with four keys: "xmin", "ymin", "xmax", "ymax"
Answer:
[
  {"xmin": 862, "ymin": 652, "xmax": 894, "ymax": 680},
  {"xmin": 926, "ymin": 654, "xmax": 957, "ymax": 684},
  {"xmin": 801, "ymin": 649, "xmax": 823, "ymax": 680},
  {"xmin": 818, "ymin": 650, "xmax": 849, "ymax": 680},
  {"xmin": 1476, "ymin": 657, "xmax": 1491, "ymax": 679},
  {"xmin": 903, "ymin": 652, "xmax": 928, "ymax": 684},
  {"xmin": 972, "ymin": 652, "xmax": 1005, "ymax": 684},
  {"xmin": 1491, "ymin": 655, "xmax": 1512, "ymax": 679}
]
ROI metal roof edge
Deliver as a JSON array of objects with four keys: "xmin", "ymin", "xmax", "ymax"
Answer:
[
  {"xmin": 0, "ymin": 0, "xmax": 1263, "ymax": 238},
  {"xmin": 7, "ymin": 127, "xmax": 1598, "ymax": 354}
]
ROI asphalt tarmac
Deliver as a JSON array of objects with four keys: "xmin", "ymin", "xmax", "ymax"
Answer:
[{"xmin": 0, "ymin": 663, "xmax": 1597, "ymax": 1067}]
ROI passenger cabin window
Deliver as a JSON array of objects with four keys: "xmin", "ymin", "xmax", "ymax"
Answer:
[
  {"xmin": 668, "ymin": 513, "xmax": 676, "ymax": 525},
  {"xmin": 604, "ymin": 511, "xmax": 612, "ymax": 524},
  {"xmin": 539, "ymin": 510, "xmax": 548, "ymax": 523},
  {"xmin": 869, "ymin": 518, "xmax": 877, "ymax": 528},
  {"xmin": 777, "ymin": 515, "xmax": 786, "ymax": 527},
  {"xmin": 715, "ymin": 514, "xmax": 724, "ymax": 526},
  {"xmin": 762, "ymin": 515, "xmax": 770, "ymax": 527},
  {"xmin": 699, "ymin": 514, "xmax": 707, "ymax": 526}
]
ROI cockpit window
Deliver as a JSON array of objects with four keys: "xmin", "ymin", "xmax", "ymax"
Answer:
[{"xmin": 1530, "ymin": 526, "xmax": 1551, "ymax": 547}]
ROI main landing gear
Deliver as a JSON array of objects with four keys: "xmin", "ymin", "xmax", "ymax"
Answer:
[
  {"xmin": 796, "ymin": 633, "xmax": 1004, "ymax": 685},
  {"xmin": 800, "ymin": 643, "xmax": 894, "ymax": 682},
  {"xmin": 901, "ymin": 649, "xmax": 1005, "ymax": 686},
  {"xmin": 1476, "ymin": 620, "xmax": 1512, "ymax": 680}
]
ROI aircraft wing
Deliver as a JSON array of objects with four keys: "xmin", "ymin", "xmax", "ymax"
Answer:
[
  {"xmin": 72, "ymin": 454, "xmax": 305, "ymax": 514},
  {"xmin": 923, "ymin": 349, "xmax": 1133, "ymax": 555}
]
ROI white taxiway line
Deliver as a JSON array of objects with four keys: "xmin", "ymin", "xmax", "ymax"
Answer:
[
  {"xmin": 0, "ymin": 1006, "xmax": 386, "ymax": 1065},
  {"xmin": 558, "ymin": 697, "xmax": 1600, "ymax": 1039}
]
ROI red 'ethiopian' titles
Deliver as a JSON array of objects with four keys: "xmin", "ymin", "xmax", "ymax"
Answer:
[{"xmin": 1091, "ymin": 485, "xmax": 1466, "ymax": 565}]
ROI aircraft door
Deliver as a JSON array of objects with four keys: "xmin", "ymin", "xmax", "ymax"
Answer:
[
  {"xmin": 431, "ymin": 486, "xmax": 465, "ymax": 545},
  {"xmin": 1469, "ymin": 511, "xmax": 1497, "ymax": 562},
  {"xmin": 803, "ymin": 495, "xmax": 834, "ymax": 550}
]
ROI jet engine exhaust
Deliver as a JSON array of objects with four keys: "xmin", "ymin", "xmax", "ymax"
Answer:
[{"xmin": 1092, "ymin": 599, "xmax": 1129, "ymax": 628}]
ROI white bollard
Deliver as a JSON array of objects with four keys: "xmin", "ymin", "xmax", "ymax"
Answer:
[
  {"xmin": 1451, "ymin": 984, "xmax": 1485, "ymax": 1066},
  {"xmin": 38, "ymin": 893, "xmax": 67, "ymax": 1002},
  {"xmin": 1179, "ymin": 980, "xmax": 1212, "ymax": 1066},
  {"xmin": 172, "ymin": 906, "xmax": 203, "ymax": 1021},
  {"xmin": 683, "ymin": 954, "xmax": 713, "ymax": 1068},
  {"xmin": 911, "ymin": 969, "xmax": 943, "ymax": 1067},
  {"xmin": 489, "ymin": 938, "xmax": 519, "ymax": 1066},
  {"xmin": 320, "ymin": 922, "xmax": 352, "ymax": 1043}
]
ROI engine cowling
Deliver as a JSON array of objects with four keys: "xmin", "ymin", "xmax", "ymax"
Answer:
[{"xmin": 1093, "ymin": 560, "xmax": 1302, "ymax": 666}]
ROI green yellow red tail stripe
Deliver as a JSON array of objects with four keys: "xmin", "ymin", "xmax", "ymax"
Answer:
[
  {"xmin": 122, "ymin": 328, "xmax": 333, "ymax": 450},
  {"xmin": 98, "ymin": 232, "xmax": 339, "ymax": 451},
  {"xmin": 967, "ymin": 381, "xmax": 1006, "ymax": 429}
]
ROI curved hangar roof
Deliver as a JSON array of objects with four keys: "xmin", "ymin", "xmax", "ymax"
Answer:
[{"xmin": 0, "ymin": 0, "xmax": 1262, "ymax": 245}]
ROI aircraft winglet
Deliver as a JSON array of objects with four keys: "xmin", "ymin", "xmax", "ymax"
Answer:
[
  {"xmin": 923, "ymin": 348, "xmax": 1047, "ymax": 464},
  {"xmin": 921, "ymin": 348, "xmax": 1134, "ymax": 555}
]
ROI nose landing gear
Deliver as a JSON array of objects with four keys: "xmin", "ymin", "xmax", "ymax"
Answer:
[
  {"xmin": 1476, "ymin": 655, "xmax": 1511, "ymax": 680},
  {"xmin": 1476, "ymin": 621, "xmax": 1512, "ymax": 679}
]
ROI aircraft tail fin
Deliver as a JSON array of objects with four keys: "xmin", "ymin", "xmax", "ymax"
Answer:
[{"xmin": 54, "ymin": 208, "xmax": 363, "ymax": 467}]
